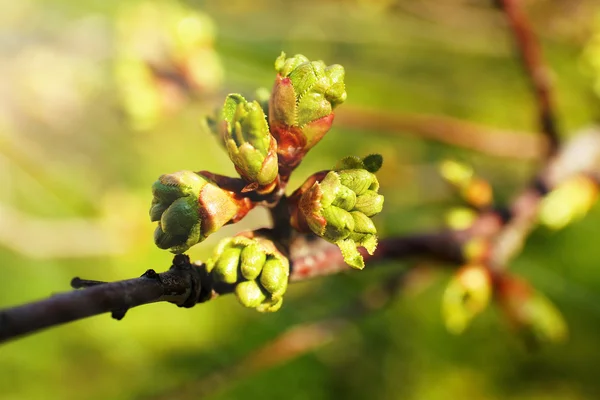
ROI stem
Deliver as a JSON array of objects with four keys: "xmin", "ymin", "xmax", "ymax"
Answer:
[
  {"xmin": 335, "ymin": 106, "xmax": 544, "ymax": 160},
  {"xmin": 496, "ymin": 0, "xmax": 560, "ymax": 156},
  {"xmin": 0, "ymin": 255, "xmax": 211, "ymax": 344}
]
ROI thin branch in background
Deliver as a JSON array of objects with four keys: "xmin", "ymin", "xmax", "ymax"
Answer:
[
  {"xmin": 335, "ymin": 106, "xmax": 544, "ymax": 160},
  {"xmin": 489, "ymin": 127, "xmax": 600, "ymax": 268},
  {"xmin": 497, "ymin": 0, "xmax": 561, "ymax": 155}
]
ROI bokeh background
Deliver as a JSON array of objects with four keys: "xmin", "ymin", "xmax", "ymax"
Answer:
[{"xmin": 2, "ymin": 0, "xmax": 600, "ymax": 399}]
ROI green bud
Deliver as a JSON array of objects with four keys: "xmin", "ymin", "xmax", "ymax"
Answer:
[
  {"xmin": 274, "ymin": 52, "xmax": 309, "ymax": 77},
  {"xmin": 322, "ymin": 206, "xmax": 355, "ymax": 241},
  {"xmin": 236, "ymin": 280, "xmax": 267, "ymax": 309},
  {"xmin": 240, "ymin": 244, "xmax": 267, "ymax": 280},
  {"xmin": 207, "ymin": 236, "xmax": 290, "ymax": 312},
  {"xmin": 212, "ymin": 246, "xmax": 242, "ymax": 284},
  {"xmin": 150, "ymin": 170, "xmax": 241, "ymax": 253},
  {"xmin": 351, "ymin": 211, "xmax": 377, "ymax": 234},
  {"xmin": 278, "ymin": 56, "xmax": 346, "ymax": 126},
  {"xmin": 337, "ymin": 238, "xmax": 365, "ymax": 270},
  {"xmin": 338, "ymin": 169, "xmax": 378, "ymax": 195},
  {"xmin": 498, "ymin": 275, "xmax": 568, "ymax": 344},
  {"xmin": 295, "ymin": 155, "xmax": 385, "ymax": 269},
  {"xmin": 260, "ymin": 257, "xmax": 289, "ymax": 296},
  {"xmin": 221, "ymin": 94, "xmax": 278, "ymax": 186},
  {"xmin": 354, "ymin": 190, "xmax": 384, "ymax": 217},
  {"xmin": 331, "ymin": 185, "xmax": 356, "ymax": 210},
  {"xmin": 256, "ymin": 296, "xmax": 284, "ymax": 313},
  {"xmin": 269, "ymin": 52, "xmax": 347, "ymax": 169},
  {"xmin": 151, "ymin": 171, "xmax": 207, "ymax": 208},
  {"xmin": 160, "ymin": 198, "xmax": 199, "ymax": 236},
  {"xmin": 443, "ymin": 265, "xmax": 492, "ymax": 335}
]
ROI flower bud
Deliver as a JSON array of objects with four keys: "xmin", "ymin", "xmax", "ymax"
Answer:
[
  {"xmin": 442, "ymin": 264, "xmax": 492, "ymax": 334},
  {"xmin": 235, "ymin": 280, "xmax": 268, "ymax": 309},
  {"xmin": 150, "ymin": 171, "xmax": 245, "ymax": 253},
  {"xmin": 497, "ymin": 274, "xmax": 568, "ymax": 345},
  {"xmin": 220, "ymin": 94, "xmax": 279, "ymax": 186},
  {"xmin": 269, "ymin": 52, "xmax": 347, "ymax": 172},
  {"xmin": 293, "ymin": 155, "xmax": 384, "ymax": 269},
  {"xmin": 206, "ymin": 236, "xmax": 290, "ymax": 312},
  {"xmin": 439, "ymin": 159, "xmax": 493, "ymax": 208},
  {"xmin": 538, "ymin": 174, "xmax": 598, "ymax": 230},
  {"xmin": 240, "ymin": 243, "xmax": 267, "ymax": 280},
  {"xmin": 260, "ymin": 258, "xmax": 289, "ymax": 297}
]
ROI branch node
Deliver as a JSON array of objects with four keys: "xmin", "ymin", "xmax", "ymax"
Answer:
[
  {"xmin": 170, "ymin": 255, "xmax": 210, "ymax": 308},
  {"xmin": 141, "ymin": 269, "xmax": 161, "ymax": 281},
  {"xmin": 172, "ymin": 254, "xmax": 191, "ymax": 268},
  {"xmin": 111, "ymin": 309, "xmax": 128, "ymax": 321}
]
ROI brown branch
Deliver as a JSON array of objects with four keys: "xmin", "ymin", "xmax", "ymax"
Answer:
[
  {"xmin": 2, "ymin": 127, "xmax": 598, "ymax": 345},
  {"xmin": 489, "ymin": 126, "xmax": 600, "ymax": 267},
  {"xmin": 0, "ymin": 232, "xmax": 462, "ymax": 345},
  {"xmin": 450, "ymin": 126, "xmax": 600, "ymax": 270},
  {"xmin": 0, "ymin": 255, "xmax": 212, "ymax": 344},
  {"xmin": 290, "ymin": 232, "xmax": 462, "ymax": 281},
  {"xmin": 496, "ymin": 0, "xmax": 560, "ymax": 155},
  {"xmin": 335, "ymin": 105, "xmax": 544, "ymax": 160}
]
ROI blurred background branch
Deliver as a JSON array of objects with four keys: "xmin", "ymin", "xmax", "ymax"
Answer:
[{"xmin": 496, "ymin": 0, "xmax": 560, "ymax": 156}]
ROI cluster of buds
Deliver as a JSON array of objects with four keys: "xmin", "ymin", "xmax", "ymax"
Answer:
[
  {"xmin": 206, "ymin": 236, "xmax": 289, "ymax": 312},
  {"xmin": 150, "ymin": 171, "xmax": 251, "ymax": 253},
  {"xmin": 291, "ymin": 155, "xmax": 384, "ymax": 269},
  {"xmin": 150, "ymin": 52, "xmax": 383, "ymax": 312},
  {"xmin": 269, "ymin": 52, "xmax": 347, "ymax": 176},
  {"xmin": 210, "ymin": 52, "xmax": 347, "ymax": 190}
]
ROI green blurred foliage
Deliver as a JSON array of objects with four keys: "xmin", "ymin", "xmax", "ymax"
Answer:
[{"xmin": 1, "ymin": 0, "xmax": 600, "ymax": 399}]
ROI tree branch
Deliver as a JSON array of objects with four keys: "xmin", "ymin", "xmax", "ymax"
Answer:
[
  {"xmin": 2, "ymin": 127, "xmax": 598, "ymax": 346},
  {"xmin": 0, "ymin": 255, "xmax": 211, "ymax": 344},
  {"xmin": 0, "ymin": 232, "xmax": 463, "ymax": 345},
  {"xmin": 335, "ymin": 105, "xmax": 544, "ymax": 160},
  {"xmin": 496, "ymin": 0, "xmax": 560, "ymax": 156}
]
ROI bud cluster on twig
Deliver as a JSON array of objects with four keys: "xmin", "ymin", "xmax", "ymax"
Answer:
[{"xmin": 149, "ymin": 52, "xmax": 384, "ymax": 311}]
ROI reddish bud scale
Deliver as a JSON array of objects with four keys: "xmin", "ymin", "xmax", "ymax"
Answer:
[
  {"xmin": 288, "ymin": 171, "xmax": 329, "ymax": 232},
  {"xmin": 196, "ymin": 171, "xmax": 255, "ymax": 225}
]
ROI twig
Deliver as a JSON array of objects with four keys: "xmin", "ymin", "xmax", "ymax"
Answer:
[
  {"xmin": 335, "ymin": 106, "xmax": 544, "ymax": 160},
  {"xmin": 290, "ymin": 232, "xmax": 462, "ymax": 281},
  {"xmin": 0, "ymin": 255, "xmax": 211, "ymax": 344},
  {"xmin": 489, "ymin": 126, "xmax": 600, "ymax": 267},
  {"xmin": 496, "ymin": 0, "xmax": 560, "ymax": 155},
  {"xmin": 0, "ymin": 233, "xmax": 462, "ymax": 345}
]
